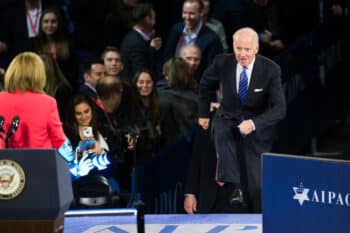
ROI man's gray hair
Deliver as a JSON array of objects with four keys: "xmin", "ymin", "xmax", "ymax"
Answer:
[{"xmin": 233, "ymin": 27, "xmax": 259, "ymax": 46}]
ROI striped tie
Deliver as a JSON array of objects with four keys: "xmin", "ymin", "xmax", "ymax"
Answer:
[{"xmin": 238, "ymin": 67, "xmax": 248, "ymax": 104}]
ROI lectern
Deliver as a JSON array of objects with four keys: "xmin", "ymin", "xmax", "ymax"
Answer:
[{"xmin": 0, "ymin": 149, "xmax": 73, "ymax": 233}]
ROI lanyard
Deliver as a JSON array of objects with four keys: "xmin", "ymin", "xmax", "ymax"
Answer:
[
  {"xmin": 26, "ymin": 6, "xmax": 41, "ymax": 37},
  {"xmin": 52, "ymin": 45, "xmax": 57, "ymax": 60},
  {"xmin": 92, "ymin": 99, "xmax": 105, "ymax": 111}
]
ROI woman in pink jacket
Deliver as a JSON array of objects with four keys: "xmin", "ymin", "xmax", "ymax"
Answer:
[
  {"xmin": 0, "ymin": 52, "xmax": 97, "ymax": 178},
  {"xmin": 0, "ymin": 52, "xmax": 68, "ymax": 150}
]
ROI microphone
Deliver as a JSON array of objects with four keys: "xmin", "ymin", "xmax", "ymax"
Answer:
[
  {"xmin": 5, "ymin": 115, "xmax": 20, "ymax": 142},
  {"xmin": 0, "ymin": 116, "xmax": 4, "ymax": 132}
]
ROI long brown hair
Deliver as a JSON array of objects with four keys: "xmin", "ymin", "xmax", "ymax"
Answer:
[
  {"xmin": 39, "ymin": 53, "xmax": 71, "ymax": 97},
  {"xmin": 132, "ymin": 69, "xmax": 160, "ymax": 125},
  {"xmin": 37, "ymin": 8, "xmax": 70, "ymax": 60},
  {"xmin": 64, "ymin": 94, "xmax": 100, "ymax": 147}
]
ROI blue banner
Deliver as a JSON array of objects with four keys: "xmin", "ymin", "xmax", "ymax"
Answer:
[{"xmin": 263, "ymin": 153, "xmax": 350, "ymax": 233}]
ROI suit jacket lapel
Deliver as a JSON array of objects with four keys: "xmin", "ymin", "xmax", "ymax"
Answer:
[{"xmin": 247, "ymin": 56, "xmax": 262, "ymax": 103}]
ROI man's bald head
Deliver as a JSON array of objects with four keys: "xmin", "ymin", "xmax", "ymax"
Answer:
[{"xmin": 179, "ymin": 44, "xmax": 201, "ymax": 74}]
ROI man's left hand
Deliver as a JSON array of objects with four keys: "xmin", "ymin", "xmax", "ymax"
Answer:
[{"xmin": 237, "ymin": 120, "xmax": 254, "ymax": 136}]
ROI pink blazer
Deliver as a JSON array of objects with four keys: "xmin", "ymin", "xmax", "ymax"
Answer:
[{"xmin": 0, "ymin": 91, "xmax": 66, "ymax": 149}]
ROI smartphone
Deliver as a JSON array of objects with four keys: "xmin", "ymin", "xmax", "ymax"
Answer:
[{"xmin": 79, "ymin": 126, "xmax": 93, "ymax": 139}]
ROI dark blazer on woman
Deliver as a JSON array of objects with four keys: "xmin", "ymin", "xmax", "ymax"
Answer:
[{"xmin": 159, "ymin": 88, "xmax": 198, "ymax": 147}]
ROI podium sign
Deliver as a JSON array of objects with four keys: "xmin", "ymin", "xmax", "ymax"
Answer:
[
  {"xmin": 0, "ymin": 149, "xmax": 73, "ymax": 233},
  {"xmin": 263, "ymin": 153, "xmax": 350, "ymax": 233}
]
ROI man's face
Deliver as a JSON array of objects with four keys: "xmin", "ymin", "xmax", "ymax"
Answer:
[
  {"xmin": 146, "ymin": 9, "xmax": 156, "ymax": 29},
  {"xmin": 182, "ymin": 2, "xmax": 202, "ymax": 31},
  {"xmin": 85, "ymin": 64, "xmax": 105, "ymax": 87},
  {"xmin": 103, "ymin": 51, "xmax": 123, "ymax": 77},
  {"xmin": 233, "ymin": 35, "xmax": 258, "ymax": 67},
  {"xmin": 180, "ymin": 47, "xmax": 201, "ymax": 74}
]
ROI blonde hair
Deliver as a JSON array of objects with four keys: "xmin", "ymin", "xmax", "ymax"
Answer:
[{"xmin": 4, "ymin": 52, "xmax": 46, "ymax": 93}]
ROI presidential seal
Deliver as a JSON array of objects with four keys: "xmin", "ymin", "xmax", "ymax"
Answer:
[{"xmin": 0, "ymin": 159, "xmax": 26, "ymax": 200}]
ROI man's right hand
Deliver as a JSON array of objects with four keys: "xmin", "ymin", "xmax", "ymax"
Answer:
[
  {"xmin": 184, "ymin": 194, "xmax": 197, "ymax": 214},
  {"xmin": 198, "ymin": 118, "xmax": 210, "ymax": 130},
  {"xmin": 0, "ymin": 41, "xmax": 8, "ymax": 53}
]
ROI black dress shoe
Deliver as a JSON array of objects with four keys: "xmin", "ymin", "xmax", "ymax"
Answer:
[{"xmin": 229, "ymin": 188, "xmax": 245, "ymax": 206}]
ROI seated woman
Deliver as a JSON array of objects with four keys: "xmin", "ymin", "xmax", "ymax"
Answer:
[
  {"xmin": 159, "ymin": 57, "xmax": 199, "ymax": 147},
  {"xmin": 132, "ymin": 69, "xmax": 161, "ymax": 162},
  {"xmin": 63, "ymin": 94, "xmax": 119, "ymax": 192}
]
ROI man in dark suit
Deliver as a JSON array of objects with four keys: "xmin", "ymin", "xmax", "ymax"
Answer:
[
  {"xmin": 120, "ymin": 3, "xmax": 162, "ymax": 83},
  {"xmin": 79, "ymin": 58, "xmax": 105, "ymax": 100},
  {"xmin": 198, "ymin": 27, "xmax": 286, "ymax": 212},
  {"xmin": 163, "ymin": 0, "xmax": 223, "ymax": 82}
]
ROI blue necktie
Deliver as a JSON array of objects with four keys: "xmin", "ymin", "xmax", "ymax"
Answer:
[{"xmin": 238, "ymin": 67, "xmax": 248, "ymax": 104}]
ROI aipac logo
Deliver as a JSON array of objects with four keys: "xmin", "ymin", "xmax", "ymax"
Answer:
[
  {"xmin": 292, "ymin": 182, "xmax": 350, "ymax": 207},
  {"xmin": 293, "ymin": 182, "xmax": 310, "ymax": 206}
]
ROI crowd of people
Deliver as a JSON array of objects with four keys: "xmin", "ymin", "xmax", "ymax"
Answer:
[{"xmin": 0, "ymin": 0, "xmax": 347, "ymax": 213}]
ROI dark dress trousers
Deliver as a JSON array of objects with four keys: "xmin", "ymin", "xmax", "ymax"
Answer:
[
  {"xmin": 185, "ymin": 125, "xmax": 218, "ymax": 213},
  {"xmin": 185, "ymin": 114, "xmax": 250, "ymax": 213},
  {"xmin": 199, "ymin": 54, "xmax": 286, "ymax": 212}
]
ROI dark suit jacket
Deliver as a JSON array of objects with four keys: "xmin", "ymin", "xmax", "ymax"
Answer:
[
  {"xmin": 120, "ymin": 29, "xmax": 157, "ymax": 82},
  {"xmin": 163, "ymin": 22, "xmax": 223, "ymax": 81},
  {"xmin": 199, "ymin": 53, "xmax": 286, "ymax": 146},
  {"xmin": 79, "ymin": 84, "xmax": 97, "ymax": 100}
]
